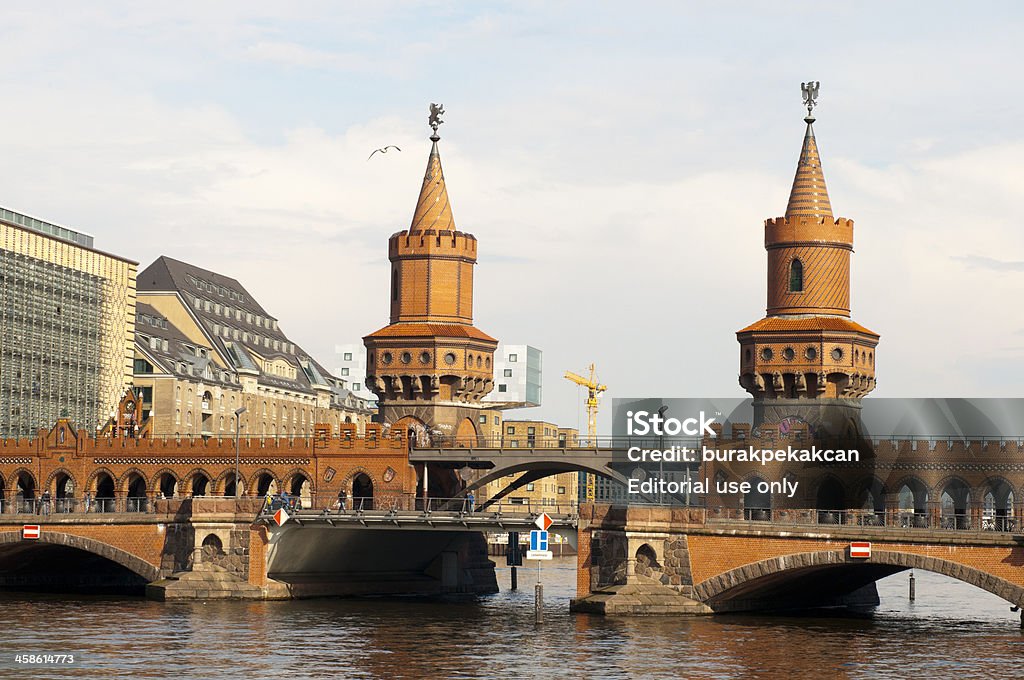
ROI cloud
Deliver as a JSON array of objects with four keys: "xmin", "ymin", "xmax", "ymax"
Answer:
[
  {"xmin": 0, "ymin": 2, "xmax": 1022, "ymax": 432},
  {"xmin": 951, "ymin": 255, "xmax": 1024, "ymax": 272}
]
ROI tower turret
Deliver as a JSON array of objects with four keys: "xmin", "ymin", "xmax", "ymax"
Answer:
[
  {"xmin": 737, "ymin": 84, "xmax": 879, "ymax": 432},
  {"xmin": 364, "ymin": 105, "xmax": 498, "ymax": 449}
]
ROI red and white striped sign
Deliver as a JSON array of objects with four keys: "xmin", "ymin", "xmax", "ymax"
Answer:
[
  {"xmin": 850, "ymin": 541, "xmax": 871, "ymax": 558},
  {"xmin": 22, "ymin": 525, "xmax": 40, "ymax": 540}
]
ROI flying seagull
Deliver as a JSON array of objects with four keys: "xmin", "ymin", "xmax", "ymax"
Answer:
[{"xmin": 368, "ymin": 145, "xmax": 401, "ymax": 160}]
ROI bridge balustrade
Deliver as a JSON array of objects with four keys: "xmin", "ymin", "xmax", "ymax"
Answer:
[{"xmin": 706, "ymin": 507, "xmax": 1020, "ymax": 533}]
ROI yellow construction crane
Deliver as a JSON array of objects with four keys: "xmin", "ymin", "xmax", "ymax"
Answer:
[{"xmin": 564, "ymin": 364, "xmax": 607, "ymax": 502}]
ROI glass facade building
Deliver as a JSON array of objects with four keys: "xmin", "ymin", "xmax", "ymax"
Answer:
[{"xmin": 0, "ymin": 210, "xmax": 135, "ymax": 437}]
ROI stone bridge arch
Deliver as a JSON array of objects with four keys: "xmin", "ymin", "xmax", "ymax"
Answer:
[
  {"xmin": 0, "ymin": 530, "xmax": 160, "ymax": 582},
  {"xmin": 694, "ymin": 549, "xmax": 1024, "ymax": 611}
]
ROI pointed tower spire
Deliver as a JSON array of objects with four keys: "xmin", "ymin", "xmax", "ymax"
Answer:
[
  {"xmin": 409, "ymin": 103, "xmax": 455, "ymax": 232},
  {"xmin": 785, "ymin": 81, "xmax": 833, "ymax": 220}
]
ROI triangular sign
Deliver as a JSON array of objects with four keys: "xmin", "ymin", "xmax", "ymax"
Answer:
[{"xmin": 274, "ymin": 508, "xmax": 290, "ymax": 526}]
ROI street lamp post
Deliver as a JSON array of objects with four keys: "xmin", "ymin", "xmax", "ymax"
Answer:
[{"xmin": 234, "ymin": 407, "xmax": 247, "ymax": 499}]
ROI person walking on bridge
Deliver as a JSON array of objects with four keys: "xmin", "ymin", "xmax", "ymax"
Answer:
[
  {"xmin": 467, "ymin": 491, "xmax": 475, "ymax": 513},
  {"xmin": 337, "ymin": 488, "xmax": 348, "ymax": 513}
]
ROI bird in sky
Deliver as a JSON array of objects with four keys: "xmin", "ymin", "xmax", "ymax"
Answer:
[{"xmin": 367, "ymin": 145, "xmax": 401, "ymax": 160}]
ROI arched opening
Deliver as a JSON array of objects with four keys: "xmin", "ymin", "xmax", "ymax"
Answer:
[
  {"xmin": 789, "ymin": 258, "xmax": 804, "ymax": 292},
  {"xmin": 897, "ymin": 478, "xmax": 928, "ymax": 527},
  {"xmin": 126, "ymin": 473, "xmax": 148, "ymax": 512},
  {"xmin": 288, "ymin": 473, "xmax": 312, "ymax": 509},
  {"xmin": 191, "ymin": 473, "xmax": 210, "ymax": 497},
  {"xmin": 52, "ymin": 473, "xmax": 75, "ymax": 513},
  {"xmin": 157, "ymin": 473, "xmax": 178, "ymax": 499},
  {"xmin": 14, "ymin": 471, "xmax": 36, "ymax": 513},
  {"xmin": 815, "ymin": 477, "xmax": 846, "ymax": 524},
  {"xmin": 634, "ymin": 543, "xmax": 664, "ymax": 583},
  {"xmin": 254, "ymin": 473, "xmax": 276, "ymax": 497},
  {"xmin": 352, "ymin": 473, "xmax": 374, "ymax": 511},
  {"xmin": 696, "ymin": 549, "xmax": 1024, "ymax": 614},
  {"xmin": 94, "ymin": 472, "xmax": 115, "ymax": 513},
  {"xmin": 455, "ymin": 417, "xmax": 478, "ymax": 447},
  {"xmin": 0, "ymin": 541, "xmax": 151, "ymax": 595},
  {"xmin": 223, "ymin": 473, "xmax": 244, "ymax": 498},
  {"xmin": 744, "ymin": 476, "xmax": 771, "ymax": 521},
  {"xmin": 856, "ymin": 478, "xmax": 886, "ymax": 525},
  {"xmin": 201, "ymin": 533, "xmax": 224, "ymax": 560},
  {"xmin": 0, "ymin": 477, "xmax": 5, "ymax": 509},
  {"xmin": 983, "ymin": 478, "xmax": 1015, "ymax": 531},
  {"xmin": 940, "ymin": 478, "xmax": 971, "ymax": 529}
]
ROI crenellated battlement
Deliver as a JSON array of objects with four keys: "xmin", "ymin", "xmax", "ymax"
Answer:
[
  {"xmin": 389, "ymin": 228, "xmax": 478, "ymax": 260},
  {"xmin": 765, "ymin": 215, "xmax": 853, "ymax": 248}
]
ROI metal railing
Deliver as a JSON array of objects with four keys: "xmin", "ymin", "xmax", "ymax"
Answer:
[
  {"xmin": 710, "ymin": 507, "xmax": 1020, "ymax": 533},
  {"xmin": 257, "ymin": 495, "xmax": 579, "ymax": 520}
]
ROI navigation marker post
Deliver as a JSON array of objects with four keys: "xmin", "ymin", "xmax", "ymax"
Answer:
[{"xmin": 529, "ymin": 513, "xmax": 555, "ymax": 624}]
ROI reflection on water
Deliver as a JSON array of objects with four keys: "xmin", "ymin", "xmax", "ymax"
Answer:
[{"xmin": 0, "ymin": 559, "xmax": 1020, "ymax": 678}]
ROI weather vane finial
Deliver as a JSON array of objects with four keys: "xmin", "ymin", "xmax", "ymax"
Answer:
[
  {"xmin": 801, "ymin": 81, "xmax": 820, "ymax": 121},
  {"xmin": 428, "ymin": 103, "xmax": 445, "ymax": 141}
]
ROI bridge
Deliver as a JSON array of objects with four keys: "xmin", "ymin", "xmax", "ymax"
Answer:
[
  {"xmin": 572, "ymin": 504, "xmax": 1024, "ymax": 619},
  {"xmin": 2, "ymin": 419, "xmax": 1024, "ymax": 620}
]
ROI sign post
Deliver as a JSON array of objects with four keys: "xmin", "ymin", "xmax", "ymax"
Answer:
[{"xmin": 528, "ymin": 516, "xmax": 555, "ymax": 624}]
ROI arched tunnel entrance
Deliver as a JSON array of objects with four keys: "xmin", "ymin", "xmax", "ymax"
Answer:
[{"xmin": 0, "ymin": 541, "xmax": 151, "ymax": 595}]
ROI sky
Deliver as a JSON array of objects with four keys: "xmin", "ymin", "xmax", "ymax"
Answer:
[{"xmin": 0, "ymin": 1, "xmax": 1022, "ymax": 433}]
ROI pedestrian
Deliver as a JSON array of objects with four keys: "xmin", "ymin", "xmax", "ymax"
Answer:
[
  {"xmin": 280, "ymin": 489, "xmax": 291, "ymax": 511},
  {"xmin": 467, "ymin": 491, "xmax": 475, "ymax": 513},
  {"xmin": 41, "ymin": 490, "xmax": 51, "ymax": 516},
  {"xmin": 337, "ymin": 488, "xmax": 348, "ymax": 512},
  {"xmin": 84, "ymin": 491, "xmax": 92, "ymax": 514}
]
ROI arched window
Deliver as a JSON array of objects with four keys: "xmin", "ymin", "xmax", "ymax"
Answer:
[{"xmin": 789, "ymin": 259, "xmax": 804, "ymax": 292}]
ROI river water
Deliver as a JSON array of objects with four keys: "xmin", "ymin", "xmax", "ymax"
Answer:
[{"xmin": 1, "ymin": 558, "xmax": 1020, "ymax": 678}]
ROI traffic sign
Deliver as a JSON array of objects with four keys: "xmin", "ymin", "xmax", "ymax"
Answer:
[
  {"xmin": 534, "ymin": 512, "xmax": 553, "ymax": 531},
  {"xmin": 22, "ymin": 525, "xmax": 40, "ymax": 540},
  {"xmin": 850, "ymin": 541, "xmax": 871, "ymax": 558},
  {"xmin": 274, "ymin": 508, "xmax": 290, "ymax": 526},
  {"xmin": 526, "ymin": 550, "xmax": 553, "ymax": 560},
  {"xmin": 530, "ymin": 530, "xmax": 548, "ymax": 551}
]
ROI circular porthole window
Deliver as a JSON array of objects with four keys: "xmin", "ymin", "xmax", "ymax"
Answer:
[
  {"xmin": 782, "ymin": 347, "xmax": 795, "ymax": 361},
  {"xmin": 420, "ymin": 351, "xmax": 431, "ymax": 364},
  {"xmin": 805, "ymin": 347, "xmax": 817, "ymax": 360},
  {"xmin": 381, "ymin": 352, "xmax": 393, "ymax": 365},
  {"xmin": 444, "ymin": 352, "xmax": 456, "ymax": 365},
  {"xmin": 400, "ymin": 351, "xmax": 412, "ymax": 364},
  {"xmin": 831, "ymin": 347, "xmax": 844, "ymax": 361},
  {"xmin": 761, "ymin": 347, "xmax": 773, "ymax": 361}
]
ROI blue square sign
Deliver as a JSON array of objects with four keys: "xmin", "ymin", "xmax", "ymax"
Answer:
[{"xmin": 530, "ymin": 530, "xmax": 548, "ymax": 551}]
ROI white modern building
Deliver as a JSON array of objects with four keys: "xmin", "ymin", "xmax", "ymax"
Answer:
[
  {"xmin": 484, "ymin": 344, "xmax": 542, "ymax": 408},
  {"xmin": 333, "ymin": 342, "xmax": 376, "ymax": 407}
]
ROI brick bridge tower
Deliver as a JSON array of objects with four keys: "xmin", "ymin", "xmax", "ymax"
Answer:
[
  {"xmin": 737, "ymin": 86, "xmax": 879, "ymax": 434},
  {"xmin": 364, "ymin": 106, "xmax": 498, "ymax": 455}
]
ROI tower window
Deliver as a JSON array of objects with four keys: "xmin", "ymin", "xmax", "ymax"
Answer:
[
  {"xmin": 391, "ymin": 268, "xmax": 399, "ymax": 302},
  {"xmin": 789, "ymin": 259, "xmax": 804, "ymax": 292}
]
